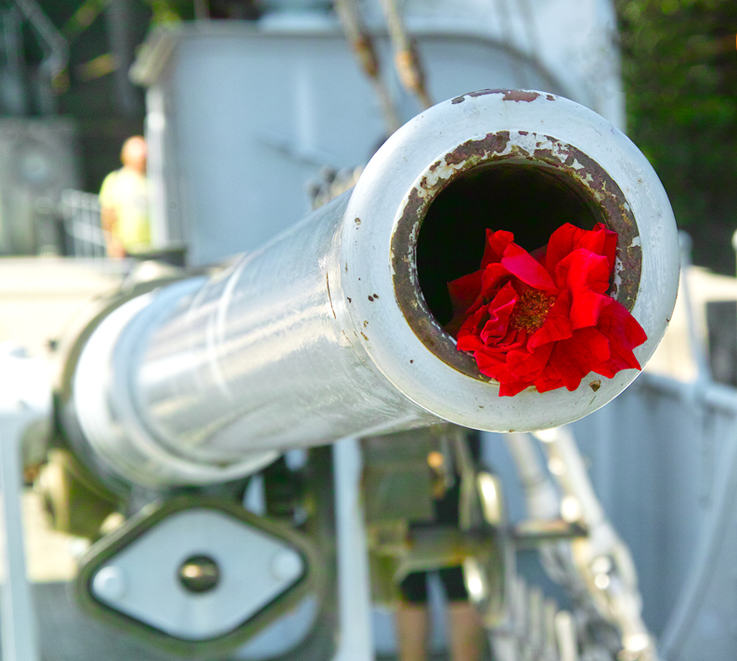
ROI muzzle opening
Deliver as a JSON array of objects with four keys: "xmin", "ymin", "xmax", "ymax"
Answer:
[{"xmin": 416, "ymin": 162, "xmax": 606, "ymax": 327}]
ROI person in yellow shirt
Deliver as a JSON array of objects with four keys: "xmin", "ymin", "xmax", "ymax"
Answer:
[{"xmin": 99, "ymin": 136, "xmax": 151, "ymax": 258}]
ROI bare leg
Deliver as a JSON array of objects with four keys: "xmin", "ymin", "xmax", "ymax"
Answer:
[
  {"xmin": 396, "ymin": 602, "xmax": 429, "ymax": 661},
  {"xmin": 447, "ymin": 601, "xmax": 484, "ymax": 661}
]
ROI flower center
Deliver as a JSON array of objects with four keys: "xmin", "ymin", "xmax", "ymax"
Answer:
[{"xmin": 509, "ymin": 288, "xmax": 556, "ymax": 333}]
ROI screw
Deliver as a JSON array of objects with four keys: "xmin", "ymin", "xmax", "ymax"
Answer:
[{"xmin": 178, "ymin": 555, "xmax": 221, "ymax": 593}]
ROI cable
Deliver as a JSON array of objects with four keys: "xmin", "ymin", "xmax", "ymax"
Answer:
[
  {"xmin": 333, "ymin": 0, "xmax": 402, "ymax": 133},
  {"xmin": 376, "ymin": 0, "xmax": 432, "ymax": 110}
]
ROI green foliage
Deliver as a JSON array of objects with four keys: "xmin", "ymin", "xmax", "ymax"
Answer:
[
  {"xmin": 616, "ymin": 0, "xmax": 737, "ymax": 272},
  {"xmin": 145, "ymin": 0, "xmax": 196, "ymax": 24}
]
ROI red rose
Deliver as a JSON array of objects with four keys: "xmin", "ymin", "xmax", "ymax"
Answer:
[{"xmin": 447, "ymin": 223, "xmax": 647, "ymax": 397}]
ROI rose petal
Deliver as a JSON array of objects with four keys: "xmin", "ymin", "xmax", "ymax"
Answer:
[
  {"xmin": 448, "ymin": 270, "xmax": 483, "ymax": 317},
  {"xmin": 480, "ymin": 283, "xmax": 517, "ymax": 343},
  {"xmin": 546, "ymin": 223, "xmax": 616, "ymax": 276},
  {"xmin": 457, "ymin": 307, "xmax": 488, "ymax": 341},
  {"xmin": 502, "ymin": 242, "xmax": 557, "ymax": 291},
  {"xmin": 473, "ymin": 349, "xmax": 505, "ymax": 373},
  {"xmin": 506, "ymin": 342, "xmax": 555, "ymax": 380},
  {"xmin": 594, "ymin": 301, "xmax": 646, "ymax": 374},
  {"xmin": 481, "ymin": 229, "xmax": 515, "ymax": 268},
  {"xmin": 456, "ymin": 333, "xmax": 487, "ymax": 353},
  {"xmin": 528, "ymin": 291, "xmax": 573, "ymax": 348},
  {"xmin": 480, "ymin": 263, "xmax": 512, "ymax": 298},
  {"xmin": 547, "ymin": 327, "xmax": 611, "ymax": 390},
  {"xmin": 533, "ymin": 370, "xmax": 565, "ymax": 393},
  {"xmin": 499, "ymin": 379, "xmax": 534, "ymax": 397},
  {"xmin": 554, "ymin": 249, "xmax": 613, "ymax": 328},
  {"xmin": 601, "ymin": 225, "xmax": 618, "ymax": 272},
  {"xmin": 556, "ymin": 249, "xmax": 611, "ymax": 294},
  {"xmin": 545, "ymin": 223, "xmax": 581, "ymax": 274}
]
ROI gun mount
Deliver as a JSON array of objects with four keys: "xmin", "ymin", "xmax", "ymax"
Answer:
[
  {"xmin": 63, "ymin": 90, "xmax": 679, "ymax": 490},
  {"xmin": 0, "ymin": 88, "xmax": 677, "ymax": 661}
]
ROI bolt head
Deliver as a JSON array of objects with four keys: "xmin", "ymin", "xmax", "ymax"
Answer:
[
  {"xmin": 93, "ymin": 566, "xmax": 127, "ymax": 601},
  {"xmin": 178, "ymin": 555, "xmax": 221, "ymax": 593},
  {"xmin": 270, "ymin": 549, "xmax": 303, "ymax": 582}
]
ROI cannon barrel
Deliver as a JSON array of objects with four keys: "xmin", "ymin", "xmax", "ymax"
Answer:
[{"xmin": 71, "ymin": 90, "xmax": 679, "ymax": 488}]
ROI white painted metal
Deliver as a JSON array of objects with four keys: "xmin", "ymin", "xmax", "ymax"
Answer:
[
  {"xmin": 570, "ymin": 368, "xmax": 737, "ymax": 660},
  {"xmin": 73, "ymin": 279, "xmax": 279, "ymax": 488},
  {"xmin": 502, "ymin": 427, "xmax": 657, "ymax": 660},
  {"xmin": 73, "ymin": 91, "xmax": 679, "ymax": 487},
  {"xmin": 332, "ymin": 438, "xmax": 375, "ymax": 661},
  {"xmin": 131, "ymin": 21, "xmax": 570, "ymax": 266},
  {"xmin": 0, "ymin": 347, "xmax": 50, "ymax": 661},
  {"xmin": 89, "ymin": 508, "xmax": 304, "ymax": 640},
  {"xmin": 0, "ymin": 413, "xmax": 42, "ymax": 661},
  {"xmin": 359, "ymin": 0, "xmax": 625, "ymax": 129},
  {"xmin": 532, "ymin": 426, "xmax": 658, "ymax": 660}
]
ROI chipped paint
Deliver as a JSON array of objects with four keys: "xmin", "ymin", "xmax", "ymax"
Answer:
[
  {"xmin": 451, "ymin": 89, "xmax": 500, "ymax": 104},
  {"xmin": 326, "ymin": 273, "xmax": 336, "ymax": 319},
  {"xmin": 502, "ymin": 90, "xmax": 541, "ymax": 103}
]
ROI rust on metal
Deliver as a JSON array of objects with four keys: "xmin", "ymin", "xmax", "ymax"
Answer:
[
  {"xmin": 353, "ymin": 36, "xmax": 379, "ymax": 78},
  {"xmin": 392, "ymin": 187, "xmax": 488, "ymax": 380},
  {"xmin": 589, "ymin": 380, "xmax": 602, "ymax": 392},
  {"xmin": 391, "ymin": 128, "xmax": 643, "ymax": 381},
  {"xmin": 444, "ymin": 132, "xmax": 511, "ymax": 167},
  {"xmin": 502, "ymin": 90, "xmax": 540, "ymax": 103},
  {"xmin": 450, "ymin": 89, "xmax": 499, "ymax": 104},
  {"xmin": 451, "ymin": 89, "xmax": 550, "ymax": 106}
]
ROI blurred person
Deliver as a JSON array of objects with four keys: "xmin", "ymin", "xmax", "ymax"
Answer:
[
  {"xmin": 395, "ymin": 448, "xmax": 486, "ymax": 661},
  {"xmin": 99, "ymin": 136, "xmax": 150, "ymax": 258},
  {"xmin": 397, "ymin": 569, "xmax": 485, "ymax": 661},
  {"xmin": 364, "ymin": 426, "xmax": 486, "ymax": 661}
]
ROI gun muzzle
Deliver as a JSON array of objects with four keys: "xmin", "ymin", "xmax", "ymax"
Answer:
[{"xmin": 71, "ymin": 90, "xmax": 679, "ymax": 488}]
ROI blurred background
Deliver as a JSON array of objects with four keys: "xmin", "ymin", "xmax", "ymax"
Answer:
[
  {"xmin": 0, "ymin": 1, "xmax": 733, "ymax": 260},
  {"xmin": 0, "ymin": 0, "xmax": 735, "ymax": 267}
]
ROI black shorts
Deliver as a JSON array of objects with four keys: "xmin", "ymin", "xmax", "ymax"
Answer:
[{"xmin": 398, "ymin": 565, "xmax": 468, "ymax": 604}]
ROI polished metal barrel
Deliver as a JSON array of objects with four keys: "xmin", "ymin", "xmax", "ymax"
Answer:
[{"xmin": 72, "ymin": 90, "xmax": 680, "ymax": 487}]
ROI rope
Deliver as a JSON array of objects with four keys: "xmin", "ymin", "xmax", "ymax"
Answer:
[
  {"xmin": 333, "ymin": 0, "xmax": 402, "ymax": 133},
  {"xmin": 376, "ymin": 0, "xmax": 432, "ymax": 110}
]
